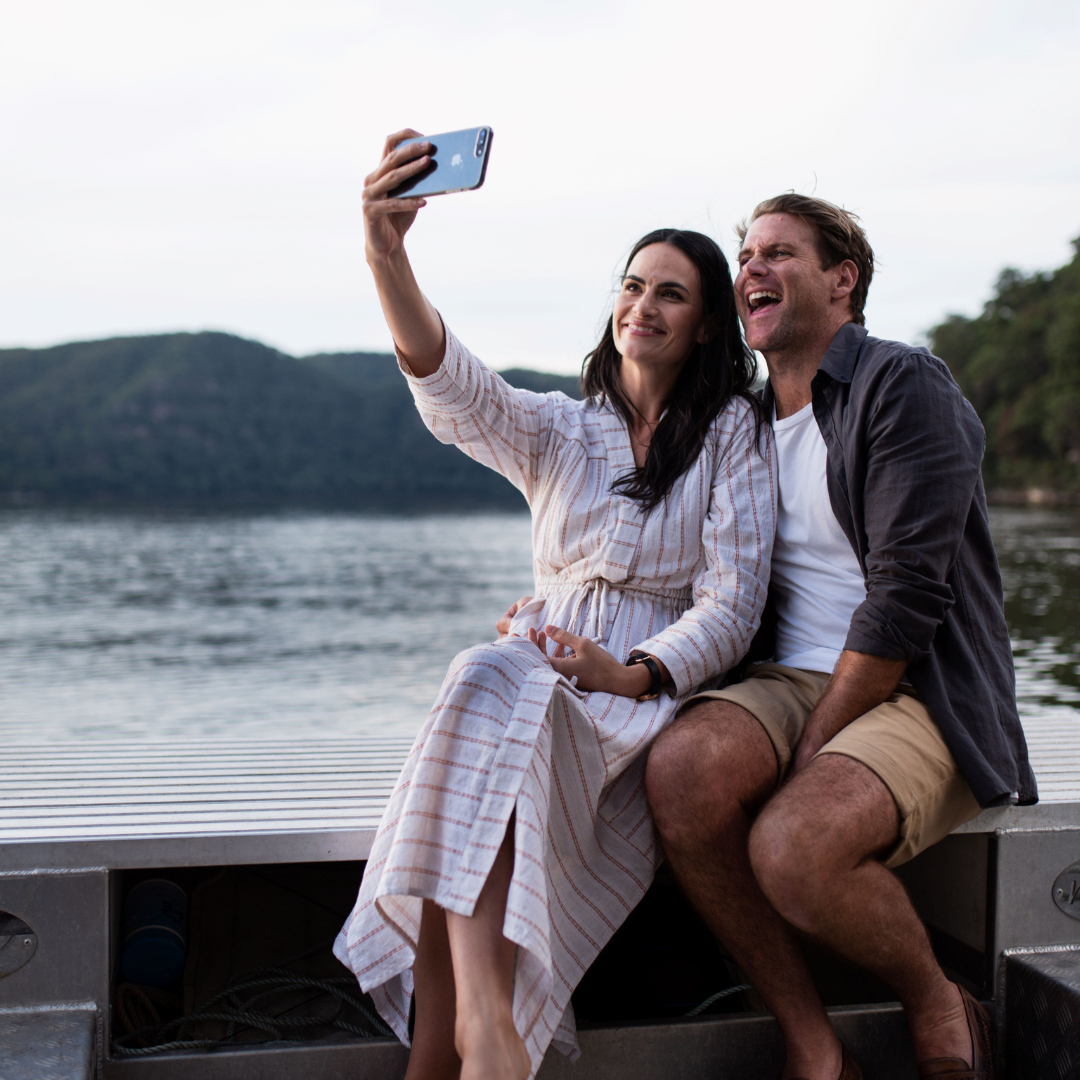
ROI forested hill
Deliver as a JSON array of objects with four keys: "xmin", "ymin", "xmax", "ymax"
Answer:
[
  {"xmin": 0, "ymin": 333, "xmax": 580, "ymax": 508},
  {"xmin": 931, "ymin": 238, "xmax": 1080, "ymax": 494},
  {"xmin": 10, "ymin": 241, "xmax": 1076, "ymax": 511}
]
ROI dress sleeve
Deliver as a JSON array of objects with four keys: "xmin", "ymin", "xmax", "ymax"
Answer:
[
  {"xmin": 399, "ymin": 323, "xmax": 560, "ymax": 504},
  {"xmin": 634, "ymin": 402, "xmax": 777, "ymax": 697}
]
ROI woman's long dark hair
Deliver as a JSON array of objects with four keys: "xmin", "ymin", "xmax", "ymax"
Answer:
[{"xmin": 582, "ymin": 228, "xmax": 761, "ymax": 512}]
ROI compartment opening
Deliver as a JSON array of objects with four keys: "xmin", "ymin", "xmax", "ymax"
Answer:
[
  {"xmin": 106, "ymin": 846, "xmax": 989, "ymax": 1061},
  {"xmin": 108, "ymin": 861, "xmax": 390, "ymax": 1060}
]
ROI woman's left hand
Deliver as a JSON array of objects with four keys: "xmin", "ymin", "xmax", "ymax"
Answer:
[{"xmin": 528, "ymin": 625, "xmax": 655, "ymax": 698}]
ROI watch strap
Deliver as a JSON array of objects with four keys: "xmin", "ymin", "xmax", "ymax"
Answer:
[{"xmin": 625, "ymin": 650, "xmax": 662, "ymax": 701}]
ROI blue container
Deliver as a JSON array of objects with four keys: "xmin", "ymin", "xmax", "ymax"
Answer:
[{"xmin": 120, "ymin": 879, "xmax": 187, "ymax": 988}]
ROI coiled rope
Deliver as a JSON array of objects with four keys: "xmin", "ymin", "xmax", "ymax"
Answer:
[
  {"xmin": 684, "ymin": 983, "xmax": 752, "ymax": 1016},
  {"xmin": 113, "ymin": 966, "xmax": 751, "ymax": 1056},
  {"xmin": 112, "ymin": 967, "xmax": 393, "ymax": 1057}
]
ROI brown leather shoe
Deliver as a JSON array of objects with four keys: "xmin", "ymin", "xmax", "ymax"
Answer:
[
  {"xmin": 790, "ymin": 1043, "xmax": 863, "ymax": 1080},
  {"xmin": 917, "ymin": 986, "xmax": 994, "ymax": 1079}
]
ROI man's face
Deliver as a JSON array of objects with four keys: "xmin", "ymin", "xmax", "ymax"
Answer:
[{"xmin": 734, "ymin": 213, "xmax": 843, "ymax": 355}]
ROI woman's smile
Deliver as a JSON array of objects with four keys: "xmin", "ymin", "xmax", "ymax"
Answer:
[{"xmin": 622, "ymin": 319, "xmax": 666, "ymax": 337}]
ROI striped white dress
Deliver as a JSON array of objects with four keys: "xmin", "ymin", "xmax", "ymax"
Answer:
[{"xmin": 335, "ymin": 328, "xmax": 776, "ymax": 1075}]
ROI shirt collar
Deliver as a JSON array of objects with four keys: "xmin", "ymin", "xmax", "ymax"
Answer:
[
  {"xmin": 760, "ymin": 321, "xmax": 868, "ymax": 410},
  {"xmin": 816, "ymin": 321, "xmax": 868, "ymax": 385}
]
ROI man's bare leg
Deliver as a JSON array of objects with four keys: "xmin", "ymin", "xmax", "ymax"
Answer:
[
  {"xmin": 750, "ymin": 754, "xmax": 973, "ymax": 1066},
  {"xmin": 446, "ymin": 821, "xmax": 530, "ymax": 1080},
  {"xmin": 405, "ymin": 901, "xmax": 461, "ymax": 1080},
  {"xmin": 646, "ymin": 701, "xmax": 843, "ymax": 1080}
]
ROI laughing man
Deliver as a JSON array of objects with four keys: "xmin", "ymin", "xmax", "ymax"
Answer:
[{"xmin": 645, "ymin": 194, "xmax": 1036, "ymax": 1080}]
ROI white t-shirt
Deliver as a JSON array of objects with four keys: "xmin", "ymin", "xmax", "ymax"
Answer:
[{"xmin": 770, "ymin": 401, "xmax": 866, "ymax": 673}]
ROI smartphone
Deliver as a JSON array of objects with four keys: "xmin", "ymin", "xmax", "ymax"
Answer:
[{"xmin": 389, "ymin": 126, "xmax": 493, "ymax": 199}]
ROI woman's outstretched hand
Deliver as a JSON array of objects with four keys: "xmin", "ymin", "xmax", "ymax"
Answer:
[
  {"xmin": 528, "ymin": 625, "xmax": 660, "ymax": 699},
  {"xmin": 363, "ymin": 129, "xmax": 433, "ymax": 263}
]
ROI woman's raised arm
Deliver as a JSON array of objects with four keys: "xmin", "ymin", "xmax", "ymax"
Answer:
[{"xmin": 363, "ymin": 129, "xmax": 445, "ymax": 376}]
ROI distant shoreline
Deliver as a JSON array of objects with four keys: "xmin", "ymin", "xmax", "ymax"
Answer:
[
  {"xmin": 2, "ymin": 488, "xmax": 1076, "ymax": 513},
  {"xmin": 0, "ymin": 492, "xmax": 529, "ymax": 513},
  {"xmin": 987, "ymin": 488, "xmax": 1080, "ymax": 507}
]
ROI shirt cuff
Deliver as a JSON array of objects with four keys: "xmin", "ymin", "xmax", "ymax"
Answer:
[{"xmin": 631, "ymin": 635, "xmax": 695, "ymax": 698}]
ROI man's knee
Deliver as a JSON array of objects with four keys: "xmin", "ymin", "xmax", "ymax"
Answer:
[
  {"xmin": 749, "ymin": 755, "xmax": 901, "ymax": 931},
  {"xmin": 747, "ymin": 799, "xmax": 831, "ymax": 930},
  {"xmin": 645, "ymin": 701, "xmax": 775, "ymax": 848},
  {"xmin": 645, "ymin": 717, "xmax": 712, "ymax": 840}
]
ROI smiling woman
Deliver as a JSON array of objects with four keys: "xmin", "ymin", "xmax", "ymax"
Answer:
[
  {"xmin": 585, "ymin": 228, "xmax": 759, "ymax": 510},
  {"xmin": 332, "ymin": 129, "xmax": 777, "ymax": 1080}
]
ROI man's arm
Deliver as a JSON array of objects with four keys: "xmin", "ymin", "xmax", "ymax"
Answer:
[
  {"xmin": 844, "ymin": 354, "xmax": 985, "ymax": 665},
  {"xmin": 790, "ymin": 650, "xmax": 907, "ymax": 775},
  {"xmin": 791, "ymin": 355, "xmax": 983, "ymax": 776}
]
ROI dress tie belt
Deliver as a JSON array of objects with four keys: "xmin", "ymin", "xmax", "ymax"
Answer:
[{"xmin": 534, "ymin": 575, "xmax": 693, "ymax": 643}]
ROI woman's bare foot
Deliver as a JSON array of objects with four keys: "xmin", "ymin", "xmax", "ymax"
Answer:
[{"xmin": 456, "ymin": 1012, "xmax": 531, "ymax": 1080}]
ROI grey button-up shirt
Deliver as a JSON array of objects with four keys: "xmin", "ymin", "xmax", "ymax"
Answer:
[{"xmin": 758, "ymin": 322, "xmax": 1037, "ymax": 808}]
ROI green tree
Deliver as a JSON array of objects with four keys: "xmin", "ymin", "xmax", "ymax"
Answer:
[{"xmin": 930, "ymin": 238, "xmax": 1080, "ymax": 491}]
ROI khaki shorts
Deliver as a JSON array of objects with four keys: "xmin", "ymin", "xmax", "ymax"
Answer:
[{"xmin": 686, "ymin": 663, "xmax": 981, "ymax": 868}]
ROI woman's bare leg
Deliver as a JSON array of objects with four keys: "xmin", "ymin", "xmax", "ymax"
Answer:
[
  {"xmin": 404, "ymin": 900, "xmax": 460, "ymax": 1080},
  {"xmin": 446, "ymin": 820, "xmax": 531, "ymax": 1080}
]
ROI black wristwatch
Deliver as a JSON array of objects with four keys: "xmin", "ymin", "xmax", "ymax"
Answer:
[{"xmin": 625, "ymin": 650, "xmax": 662, "ymax": 701}]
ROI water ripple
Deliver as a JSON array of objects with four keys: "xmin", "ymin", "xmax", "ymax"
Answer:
[
  {"xmin": 0, "ymin": 508, "xmax": 534, "ymax": 741},
  {"xmin": 0, "ymin": 506, "xmax": 1076, "ymax": 744}
]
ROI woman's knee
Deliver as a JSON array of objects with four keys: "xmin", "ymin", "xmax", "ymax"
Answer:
[
  {"xmin": 450, "ymin": 638, "xmax": 546, "ymax": 676},
  {"xmin": 452, "ymin": 641, "xmax": 513, "ymax": 668}
]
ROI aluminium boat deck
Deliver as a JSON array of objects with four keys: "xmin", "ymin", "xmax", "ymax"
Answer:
[
  {"xmin": 0, "ymin": 712, "xmax": 1079, "ymax": 871},
  {"xmin": 0, "ymin": 736, "xmax": 415, "ymax": 871},
  {"xmin": 3, "ymin": 714, "xmax": 1080, "ymax": 1079}
]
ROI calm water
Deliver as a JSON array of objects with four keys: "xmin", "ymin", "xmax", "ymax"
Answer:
[
  {"xmin": 0, "ymin": 510, "xmax": 534, "ymax": 741},
  {"xmin": 0, "ymin": 506, "xmax": 1077, "ymax": 743}
]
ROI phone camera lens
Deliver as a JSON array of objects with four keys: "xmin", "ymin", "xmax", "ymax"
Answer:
[{"xmin": 475, "ymin": 130, "xmax": 487, "ymax": 156}]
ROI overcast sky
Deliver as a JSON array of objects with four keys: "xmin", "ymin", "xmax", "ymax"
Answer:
[{"xmin": 2, "ymin": 0, "xmax": 1078, "ymax": 373}]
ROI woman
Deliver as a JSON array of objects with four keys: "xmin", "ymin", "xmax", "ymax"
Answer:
[{"xmin": 335, "ymin": 129, "xmax": 776, "ymax": 1080}]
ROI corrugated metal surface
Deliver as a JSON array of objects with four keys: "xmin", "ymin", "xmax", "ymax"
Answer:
[
  {"xmin": 1017, "ymin": 716, "xmax": 1080, "ymax": 802},
  {"xmin": 0, "ymin": 711, "xmax": 1077, "ymax": 866},
  {"xmin": 0, "ymin": 738, "xmax": 414, "ymax": 845}
]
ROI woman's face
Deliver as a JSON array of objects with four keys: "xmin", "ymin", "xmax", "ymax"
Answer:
[{"xmin": 612, "ymin": 243, "xmax": 707, "ymax": 371}]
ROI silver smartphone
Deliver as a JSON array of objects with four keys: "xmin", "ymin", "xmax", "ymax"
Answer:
[{"xmin": 389, "ymin": 127, "xmax": 493, "ymax": 199}]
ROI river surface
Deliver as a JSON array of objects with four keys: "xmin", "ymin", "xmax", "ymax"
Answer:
[{"xmin": 0, "ymin": 506, "xmax": 1077, "ymax": 743}]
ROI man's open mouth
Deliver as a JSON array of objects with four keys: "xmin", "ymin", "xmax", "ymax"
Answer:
[{"xmin": 747, "ymin": 290, "xmax": 782, "ymax": 313}]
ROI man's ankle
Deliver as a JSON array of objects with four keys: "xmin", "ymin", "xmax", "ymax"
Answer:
[
  {"xmin": 906, "ymin": 980, "xmax": 972, "ymax": 1065},
  {"xmin": 783, "ymin": 1030, "xmax": 842, "ymax": 1080}
]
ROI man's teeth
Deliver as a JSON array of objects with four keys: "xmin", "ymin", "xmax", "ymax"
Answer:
[{"xmin": 748, "ymin": 290, "xmax": 781, "ymax": 310}]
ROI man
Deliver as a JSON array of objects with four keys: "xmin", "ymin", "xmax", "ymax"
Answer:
[{"xmin": 644, "ymin": 195, "xmax": 1036, "ymax": 1080}]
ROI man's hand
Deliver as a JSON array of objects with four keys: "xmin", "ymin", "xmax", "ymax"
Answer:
[
  {"xmin": 529, "ymin": 625, "xmax": 669, "ymax": 698},
  {"xmin": 789, "ymin": 650, "xmax": 908, "ymax": 776},
  {"xmin": 495, "ymin": 596, "xmax": 533, "ymax": 639}
]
